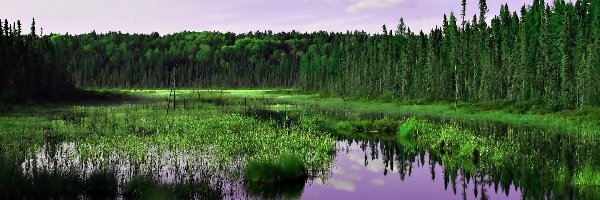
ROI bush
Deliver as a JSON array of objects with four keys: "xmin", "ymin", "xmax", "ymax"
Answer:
[{"xmin": 245, "ymin": 154, "xmax": 307, "ymax": 183}]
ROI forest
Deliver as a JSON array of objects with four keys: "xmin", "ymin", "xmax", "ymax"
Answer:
[
  {"xmin": 1, "ymin": 0, "xmax": 600, "ymax": 199},
  {"xmin": 1, "ymin": 0, "xmax": 599, "ymax": 109}
]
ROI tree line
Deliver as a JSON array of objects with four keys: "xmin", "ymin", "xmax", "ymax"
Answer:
[
  {"xmin": 58, "ymin": 31, "xmax": 302, "ymax": 88},
  {"xmin": 0, "ymin": 18, "xmax": 74, "ymax": 103},
  {"xmin": 300, "ymin": 0, "xmax": 600, "ymax": 109},
  {"xmin": 1, "ymin": 0, "xmax": 599, "ymax": 108}
]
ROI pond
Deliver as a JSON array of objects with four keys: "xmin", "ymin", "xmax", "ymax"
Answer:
[
  {"xmin": 1, "ymin": 95, "xmax": 599, "ymax": 199},
  {"xmin": 302, "ymin": 140, "xmax": 522, "ymax": 200},
  {"xmin": 7, "ymin": 133, "xmax": 586, "ymax": 199}
]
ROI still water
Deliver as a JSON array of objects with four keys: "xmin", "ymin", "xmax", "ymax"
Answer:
[
  {"xmin": 3, "ymin": 100, "xmax": 598, "ymax": 199},
  {"xmin": 302, "ymin": 140, "xmax": 522, "ymax": 200},
  {"xmin": 6, "ymin": 128, "xmax": 595, "ymax": 199},
  {"xmin": 15, "ymin": 139, "xmax": 525, "ymax": 199}
]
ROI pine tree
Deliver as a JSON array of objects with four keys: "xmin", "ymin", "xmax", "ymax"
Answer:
[
  {"xmin": 461, "ymin": 0, "xmax": 467, "ymax": 27},
  {"xmin": 560, "ymin": 5, "xmax": 575, "ymax": 108},
  {"xmin": 479, "ymin": 0, "xmax": 488, "ymax": 28},
  {"xmin": 30, "ymin": 18, "xmax": 36, "ymax": 36}
]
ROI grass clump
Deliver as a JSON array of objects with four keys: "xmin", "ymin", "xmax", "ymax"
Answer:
[
  {"xmin": 396, "ymin": 118, "xmax": 431, "ymax": 140},
  {"xmin": 333, "ymin": 118, "xmax": 399, "ymax": 136},
  {"xmin": 396, "ymin": 118, "xmax": 520, "ymax": 171},
  {"xmin": 0, "ymin": 90, "xmax": 337, "ymax": 198},
  {"xmin": 245, "ymin": 154, "xmax": 307, "ymax": 183},
  {"xmin": 333, "ymin": 120, "xmax": 370, "ymax": 134},
  {"xmin": 372, "ymin": 118, "xmax": 398, "ymax": 133},
  {"xmin": 573, "ymin": 166, "xmax": 600, "ymax": 186}
]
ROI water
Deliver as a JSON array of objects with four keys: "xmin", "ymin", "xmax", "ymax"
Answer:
[
  {"xmin": 2, "ymin": 98, "xmax": 600, "ymax": 199},
  {"xmin": 3, "ymin": 130, "xmax": 594, "ymax": 199},
  {"xmin": 302, "ymin": 140, "xmax": 522, "ymax": 200}
]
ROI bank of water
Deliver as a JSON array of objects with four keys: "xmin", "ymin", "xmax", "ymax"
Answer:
[{"xmin": 1, "ymin": 92, "xmax": 600, "ymax": 199}]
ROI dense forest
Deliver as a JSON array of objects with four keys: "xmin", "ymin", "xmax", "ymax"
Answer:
[
  {"xmin": 1, "ymin": 0, "xmax": 599, "ymax": 108},
  {"xmin": 0, "ymin": 19, "xmax": 75, "ymax": 103}
]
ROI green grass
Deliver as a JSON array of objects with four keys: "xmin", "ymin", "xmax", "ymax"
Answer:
[
  {"xmin": 332, "ymin": 118, "xmax": 399, "ymax": 136},
  {"xmin": 0, "ymin": 91, "xmax": 337, "ymax": 196},
  {"xmin": 396, "ymin": 117, "xmax": 600, "ymax": 189},
  {"xmin": 245, "ymin": 154, "xmax": 307, "ymax": 183},
  {"xmin": 192, "ymin": 89, "xmax": 600, "ymax": 134},
  {"xmin": 396, "ymin": 118, "xmax": 431, "ymax": 140},
  {"xmin": 574, "ymin": 166, "xmax": 600, "ymax": 186},
  {"xmin": 6, "ymin": 88, "xmax": 600, "ymax": 195},
  {"xmin": 67, "ymin": 104, "xmax": 335, "ymax": 173}
]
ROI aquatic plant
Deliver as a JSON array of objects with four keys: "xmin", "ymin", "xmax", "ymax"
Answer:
[
  {"xmin": 574, "ymin": 166, "xmax": 600, "ymax": 186},
  {"xmin": 0, "ymin": 91, "xmax": 337, "ymax": 198},
  {"xmin": 245, "ymin": 154, "xmax": 307, "ymax": 183},
  {"xmin": 333, "ymin": 118, "xmax": 399, "ymax": 136},
  {"xmin": 396, "ymin": 118, "xmax": 431, "ymax": 140}
]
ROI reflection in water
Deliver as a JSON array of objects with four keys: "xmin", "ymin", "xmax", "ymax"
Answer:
[
  {"xmin": 19, "ymin": 142, "xmax": 244, "ymax": 199},
  {"xmin": 9, "ymin": 111, "xmax": 600, "ymax": 200},
  {"xmin": 302, "ymin": 140, "xmax": 522, "ymax": 200},
  {"xmin": 295, "ymin": 104, "xmax": 600, "ymax": 199},
  {"xmin": 14, "ymin": 133, "xmax": 597, "ymax": 199}
]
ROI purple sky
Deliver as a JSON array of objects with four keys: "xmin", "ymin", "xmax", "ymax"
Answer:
[{"xmin": 3, "ymin": 0, "xmax": 532, "ymax": 34}]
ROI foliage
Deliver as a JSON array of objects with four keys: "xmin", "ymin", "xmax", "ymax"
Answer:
[
  {"xmin": 333, "ymin": 118, "xmax": 399, "ymax": 136},
  {"xmin": 396, "ymin": 116, "xmax": 600, "ymax": 190},
  {"xmin": 396, "ymin": 118, "xmax": 430, "ymax": 140},
  {"xmin": 0, "ymin": 91, "xmax": 336, "ymax": 197},
  {"xmin": 3, "ymin": 0, "xmax": 599, "ymax": 109},
  {"xmin": 574, "ymin": 165, "xmax": 600, "ymax": 186},
  {"xmin": 245, "ymin": 154, "xmax": 307, "ymax": 183},
  {"xmin": 0, "ymin": 18, "xmax": 75, "ymax": 103}
]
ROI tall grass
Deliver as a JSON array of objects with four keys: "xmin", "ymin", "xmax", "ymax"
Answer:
[
  {"xmin": 245, "ymin": 154, "xmax": 307, "ymax": 183},
  {"xmin": 0, "ymin": 91, "xmax": 337, "ymax": 197},
  {"xmin": 574, "ymin": 165, "xmax": 600, "ymax": 186},
  {"xmin": 396, "ymin": 117, "xmax": 600, "ymax": 191}
]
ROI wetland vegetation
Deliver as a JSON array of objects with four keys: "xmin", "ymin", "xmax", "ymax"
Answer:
[
  {"xmin": 1, "ymin": 0, "xmax": 600, "ymax": 199},
  {"xmin": 2, "ymin": 89, "xmax": 600, "ymax": 199}
]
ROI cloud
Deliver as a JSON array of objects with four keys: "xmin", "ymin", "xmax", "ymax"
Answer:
[
  {"xmin": 328, "ymin": 180, "xmax": 357, "ymax": 192},
  {"xmin": 370, "ymin": 178, "xmax": 385, "ymax": 185},
  {"xmin": 346, "ymin": 0, "xmax": 407, "ymax": 13}
]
